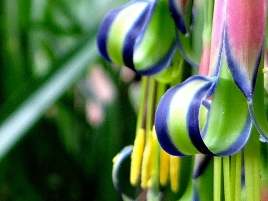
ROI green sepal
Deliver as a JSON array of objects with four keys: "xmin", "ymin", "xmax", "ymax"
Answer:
[
  {"xmin": 204, "ymin": 57, "xmax": 251, "ymax": 155},
  {"xmin": 133, "ymin": 0, "xmax": 176, "ymax": 72},
  {"xmin": 249, "ymin": 55, "xmax": 268, "ymax": 141},
  {"xmin": 153, "ymin": 51, "xmax": 184, "ymax": 84}
]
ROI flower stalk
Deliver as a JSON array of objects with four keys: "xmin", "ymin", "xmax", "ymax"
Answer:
[
  {"xmin": 98, "ymin": 0, "xmax": 268, "ymax": 200},
  {"xmin": 213, "ymin": 157, "xmax": 222, "ymax": 201}
]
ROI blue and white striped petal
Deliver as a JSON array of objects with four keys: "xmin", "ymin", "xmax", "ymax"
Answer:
[
  {"xmin": 97, "ymin": 0, "xmax": 176, "ymax": 75},
  {"xmin": 155, "ymin": 61, "xmax": 252, "ymax": 156},
  {"xmin": 155, "ymin": 75, "xmax": 215, "ymax": 156}
]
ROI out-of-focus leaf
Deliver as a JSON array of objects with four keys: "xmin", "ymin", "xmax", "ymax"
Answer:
[{"xmin": 0, "ymin": 37, "xmax": 98, "ymax": 159}]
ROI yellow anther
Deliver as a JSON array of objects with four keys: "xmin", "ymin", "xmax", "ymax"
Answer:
[
  {"xmin": 112, "ymin": 154, "xmax": 119, "ymax": 164},
  {"xmin": 170, "ymin": 155, "xmax": 180, "ymax": 192},
  {"xmin": 141, "ymin": 129, "xmax": 155, "ymax": 188},
  {"xmin": 263, "ymin": 67, "xmax": 268, "ymax": 74},
  {"xmin": 130, "ymin": 128, "xmax": 145, "ymax": 186},
  {"xmin": 160, "ymin": 149, "xmax": 170, "ymax": 186}
]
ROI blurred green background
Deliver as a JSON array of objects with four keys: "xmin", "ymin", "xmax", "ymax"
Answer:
[{"xmin": 0, "ymin": 0, "xmax": 137, "ymax": 200}]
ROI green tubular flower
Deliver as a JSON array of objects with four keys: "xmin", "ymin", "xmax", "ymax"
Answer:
[{"xmin": 97, "ymin": 0, "xmax": 177, "ymax": 75}]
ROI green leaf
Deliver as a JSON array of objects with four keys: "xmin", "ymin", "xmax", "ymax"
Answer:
[{"xmin": 0, "ymin": 37, "xmax": 98, "ymax": 159}]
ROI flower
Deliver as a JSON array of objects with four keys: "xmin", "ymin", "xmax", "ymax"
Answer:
[
  {"xmin": 97, "ymin": 0, "xmax": 268, "ymax": 200},
  {"xmin": 97, "ymin": 0, "xmax": 177, "ymax": 75},
  {"xmin": 155, "ymin": 0, "xmax": 267, "ymax": 156}
]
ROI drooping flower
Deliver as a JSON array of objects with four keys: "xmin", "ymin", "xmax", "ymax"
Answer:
[
  {"xmin": 97, "ymin": 0, "xmax": 268, "ymax": 200},
  {"xmin": 97, "ymin": 0, "xmax": 177, "ymax": 75},
  {"xmin": 155, "ymin": 0, "xmax": 267, "ymax": 156},
  {"xmin": 154, "ymin": 1, "xmax": 267, "ymax": 199}
]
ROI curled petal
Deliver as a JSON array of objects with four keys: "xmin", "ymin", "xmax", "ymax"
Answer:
[
  {"xmin": 224, "ymin": 0, "xmax": 266, "ymax": 100},
  {"xmin": 97, "ymin": 0, "xmax": 152, "ymax": 67},
  {"xmin": 155, "ymin": 63, "xmax": 252, "ymax": 156},
  {"xmin": 155, "ymin": 75, "xmax": 215, "ymax": 156},
  {"xmin": 133, "ymin": 0, "xmax": 176, "ymax": 75},
  {"xmin": 202, "ymin": 60, "xmax": 252, "ymax": 155},
  {"xmin": 97, "ymin": 0, "xmax": 176, "ymax": 75},
  {"xmin": 112, "ymin": 146, "xmax": 135, "ymax": 201}
]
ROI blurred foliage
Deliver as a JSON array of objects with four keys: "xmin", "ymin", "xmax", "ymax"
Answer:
[{"xmin": 0, "ymin": 0, "xmax": 136, "ymax": 200}]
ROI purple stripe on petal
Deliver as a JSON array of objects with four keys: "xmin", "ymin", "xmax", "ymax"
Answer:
[
  {"xmin": 201, "ymin": 100, "xmax": 210, "ymax": 110},
  {"xmin": 193, "ymin": 156, "xmax": 212, "ymax": 179},
  {"xmin": 168, "ymin": 0, "xmax": 187, "ymax": 34},
  {"xmin": 123, "ymin": 3, "xmax": 152, "ymax": 70},
  {"xmin": 225, "ymin": 0, "xmax": 266, "ymax": 99},
  {"xmin": 155, "ymin": 85, "xmax": 187, "ymax": 156},
  {"xmin": 208, "ymin": 29, "xmax": 224, "ymax": 77},
  {"xmin": 225, "ymin": 31, "xmax": 262, "ymax": 100},
  {"xmin": 186, "ymin": 78, "xmax": 215, "ymax": 155},
  {"xmin": 193, "ymin": 183, "xmax": 200, "ymax": 201},
  {"xmin": 200, "ymin": 100, "xmax": 210, "ymax": 139},
  {"xmin": 137, "ymin": 44, "xmax": 176, "ymax": 75},
  {"xmin": 97, "ymin": 8, "xmax": 121, "ymax": 62},
  {"xmin": 175, "ymin": 30, "xmax": 199, "ymax": 69}
]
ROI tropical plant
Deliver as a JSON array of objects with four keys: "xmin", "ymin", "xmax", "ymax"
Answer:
[{"xmin": 97, "ymin": 0, "xmax": 268, "ymax": 200}]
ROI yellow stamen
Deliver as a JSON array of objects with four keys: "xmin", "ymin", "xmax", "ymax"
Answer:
[
  {"xmin": 141, "ymin": 129, "xmax": 155, "ymax": 188},
  {"xmin": 170, "ymin": 155, "xmax": 180, "ymax": 192},
  {"xmin": 130, "ymin": 128, "xmax": 145, "ymax": 186},
  {"xmin": 263, "ymin": 67, "xmax": 268, "ymax": 74},
  {"xmin": 146, "ymin": 127, "xmax": 159, "ymax": 188},
  {"xmin": 160, "ymin": 149, "xmax": 170, "ymax": 186},
  {"xmin": 112, "ymin": 154, "xmax": 119, "ymax": 164}
]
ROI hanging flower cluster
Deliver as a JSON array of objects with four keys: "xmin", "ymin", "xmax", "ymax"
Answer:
[
  {"xmin": 97, "ymin": 0, "xmax": 268, "ymax": 200},
  {"xmin": 156, "ymin": 0, "xmax": 267, "ymax": 156}
]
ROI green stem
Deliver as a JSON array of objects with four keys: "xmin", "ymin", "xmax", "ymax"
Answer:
[
  {"xmin": 235, "ymin": 152, "xmax": 241, "ymax": 201},
  {"xmin": 254, "ymin": 147, "xmax": 260, "ymax": 201},
  {"xmin": 223, "ymin": 157, "xmax": 231, "ymax": 201},
  {"xmin": 214, "ymin": 157, "xmax": 222, "ymax": 201},
  {"xmin": 145, "ymin": 77, "xmax": 156, "ymax": 133},
  {"xmin": 230, "ymin": 155, "xmax": 236, "ymax": 201},
  {"xmin": 156, "ymin": 82, "xmax": 165, "ymax": 104},
  {"xmin": 145, "ymin": 77, "xmax": 159, "ymax": 201},
  {"xmin": 244, "ymin": 128, "xmax": 260, "ymax": 201},
  {"xmin": 136, "ymin": 77, "xmax": 148, "ymax": 131}
]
